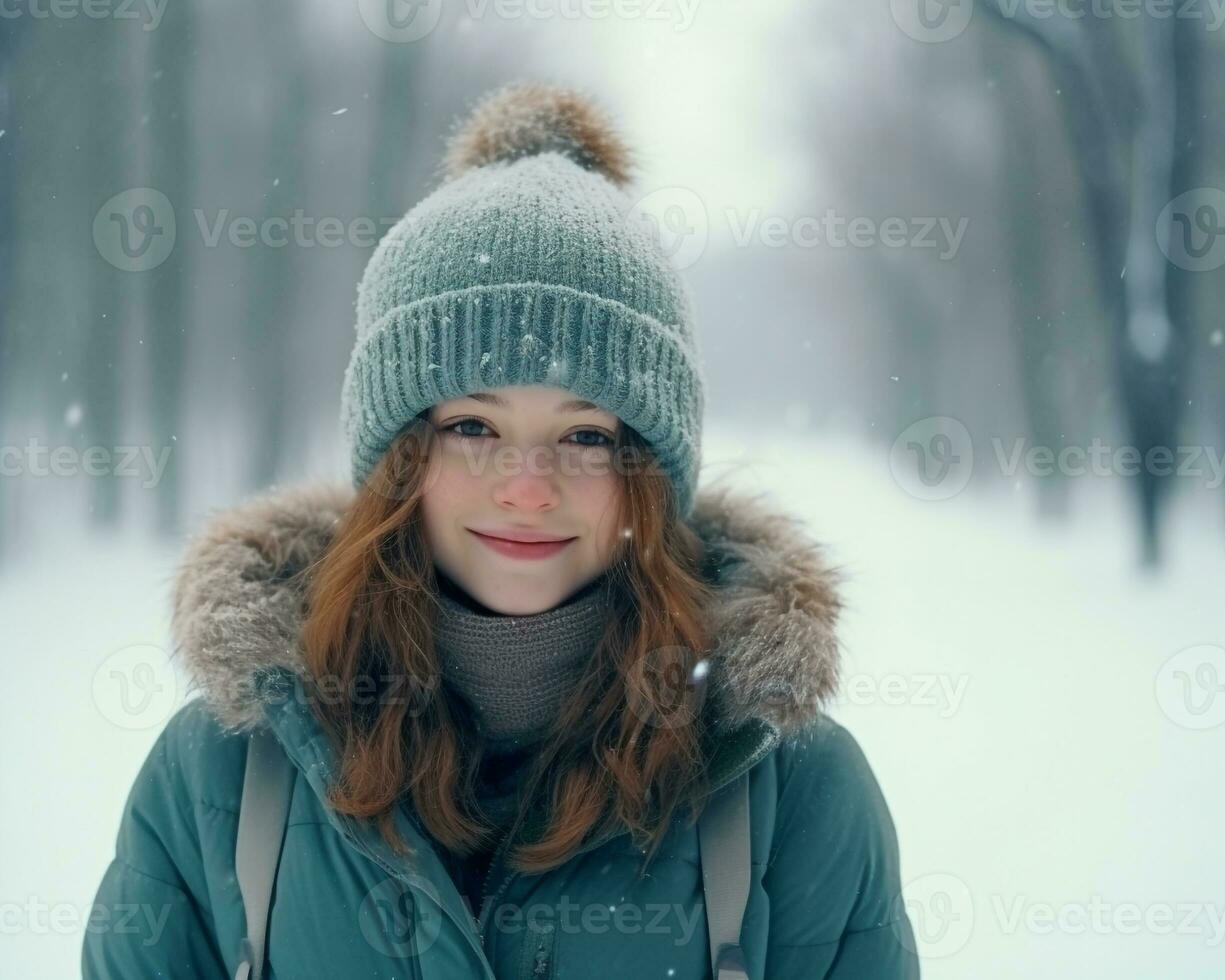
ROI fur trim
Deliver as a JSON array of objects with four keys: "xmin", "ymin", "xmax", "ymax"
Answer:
[
  {"xmin": 442, "ymin": 80, "xmax": 635, "ymax": 189},
  {"xmin": 170, "ymin": 481, "xmax": 842, "ymax": 737},
  {"xmin": 690, "ymin": 486, "xmax": 843, "ymax": 735}
]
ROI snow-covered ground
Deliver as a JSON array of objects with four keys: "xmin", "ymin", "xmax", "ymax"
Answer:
[{"xmin": 3, "ymin": 426, "xmax": 1222, "ymax": 978}]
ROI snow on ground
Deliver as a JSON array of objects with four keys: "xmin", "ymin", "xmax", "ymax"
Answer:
[{"xmin": 2, "ymin": 425, "xmax": 1222, "ymax": 978}]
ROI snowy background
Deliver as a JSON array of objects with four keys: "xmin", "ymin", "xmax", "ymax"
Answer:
[{"xmin": 3, "ymin": 1, "xmax": 1225, "ymax": 977}]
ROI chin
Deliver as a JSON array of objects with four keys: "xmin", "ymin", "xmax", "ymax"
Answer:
[
  {"xmin": 492, "ymin": 600, "xmax": 552, "ymax": 617},
  {"xmin": 441, "ymin": 570, "xmax": 551, "ymax": 617},
  {"xmin": 465, "ymin": 578, "xmax": 574, "ymax": 617},
  {"xmin": 478, "ymin": 587, "xmax": 558, "ymax": 616}
]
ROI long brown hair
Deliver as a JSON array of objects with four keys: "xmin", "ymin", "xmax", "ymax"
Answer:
[{"xmin": 298, "ymin": 413, "xmax": 719, "ymax": 876}]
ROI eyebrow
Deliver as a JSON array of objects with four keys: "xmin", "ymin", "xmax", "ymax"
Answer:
[{"xmin": 464, "ymin": 392, "xmax": 605, "ymax": 415}]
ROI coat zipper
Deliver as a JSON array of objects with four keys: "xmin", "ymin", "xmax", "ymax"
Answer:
[
  {"xmin": 477, "ymin": 829, "xmax": 518, "ymax": 944},
  {"xmin": 341, "ymin": 815, "xmax": 499, "ymax": 980}
]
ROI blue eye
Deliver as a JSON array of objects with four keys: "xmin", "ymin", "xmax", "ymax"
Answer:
[
  {"xmin": 440, "ymin": 418, "xmax": 613, "ymax": 446},
  {"xmin": 443, "ymin": 418, "xmax": 490, "ymax": 439},
  {"xmin": 567, "ymin": 429, "xmax": 614, "ymax": 448}
]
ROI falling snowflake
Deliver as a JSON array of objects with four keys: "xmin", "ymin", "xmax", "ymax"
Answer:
[{"xmin": 476, "ymin": 252, "xmax": 491, "ymax": 264}]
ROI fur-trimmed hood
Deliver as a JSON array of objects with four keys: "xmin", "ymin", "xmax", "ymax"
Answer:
[{"xmin": 169, "ymin": 481, "xmax": 843, "ymax": 741}]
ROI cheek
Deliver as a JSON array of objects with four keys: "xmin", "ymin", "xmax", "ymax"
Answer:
[
  {"xmin": 426, "ymin": 450, "xmax": 481, "ymax": 498},
  {"xmin": 420, "ymin": 456, "xmax": 481, "ymax": 532},
  {"xmin": 575, "ymin": 471, "xmax": 623, "ymax": 554}
]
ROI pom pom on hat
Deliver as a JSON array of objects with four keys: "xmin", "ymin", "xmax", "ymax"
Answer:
[{"xmin": 441, "ymin": 80, "xmax": 635, "ymax": 188}]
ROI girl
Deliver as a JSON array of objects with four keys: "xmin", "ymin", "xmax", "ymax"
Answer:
[{"xmin": 83, "ymin": 81, "xmax": 919, "ymax": 979}]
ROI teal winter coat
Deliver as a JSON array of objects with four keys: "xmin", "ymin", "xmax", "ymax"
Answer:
[{"xmin": 82, "ymin": 482, "xmax": 920, "ymax": 979}]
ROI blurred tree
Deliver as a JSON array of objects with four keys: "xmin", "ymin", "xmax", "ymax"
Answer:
[
  {"xmin": 3, "ymin": 16, "xmax": 139, "ymax": 544},
  {"xmin": 987, "ymin": 30, "xmax": 1074, "ymax": 519},
  {"xmin": 241, "ymin": 0, "xmax": 311, "ymax": 492},
  {"xmin": 80, "ymin": 23, "xmax": 134, "ymax": 528},
  {"xmin": 144, "ymin": 2, "xmax": 195, "ymax": 535},
  {"xmin": 982, "ymin": 3, "xmax": 1197, "ymax": 565},
  {"xmin": 0, "ymin": 20, "xmax": 14, "ymax": 559}
]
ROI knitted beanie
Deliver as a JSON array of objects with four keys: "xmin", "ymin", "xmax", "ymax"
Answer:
[{"xmin": 340, "ymin": 80, "xmax": 705, "ymax": 518}]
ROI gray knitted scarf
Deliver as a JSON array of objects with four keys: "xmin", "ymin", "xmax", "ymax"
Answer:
[{"xmin": 433, "ymin": 571, "xmax": 611, "ymax": 830}]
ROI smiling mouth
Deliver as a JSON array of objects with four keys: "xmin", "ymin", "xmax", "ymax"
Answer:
[
  {"xmin": 467, "ymin": 529, "xmax": 577, "ymax": 559},
  {"xmin": 472, "ymin": 530, "xmax": 575, "ymax": 543}
]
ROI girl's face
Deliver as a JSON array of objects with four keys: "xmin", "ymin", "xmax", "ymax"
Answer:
[{"xmin": 421, "ymin": 384, "xmax": 624, "ymax": 616}]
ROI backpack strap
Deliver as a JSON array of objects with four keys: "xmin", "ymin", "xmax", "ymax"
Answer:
[
  {"xmin": 698, "ymin": 770, "xmax": 752, "ymax": 980},
  {"xmin": 233, "ymin": 727, "xmax": 295, "ymax": 980}
]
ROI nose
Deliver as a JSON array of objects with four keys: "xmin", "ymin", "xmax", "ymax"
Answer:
[{"xmin": 493, "ymin": 445, "xmax": 561, "ymax": 512}]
